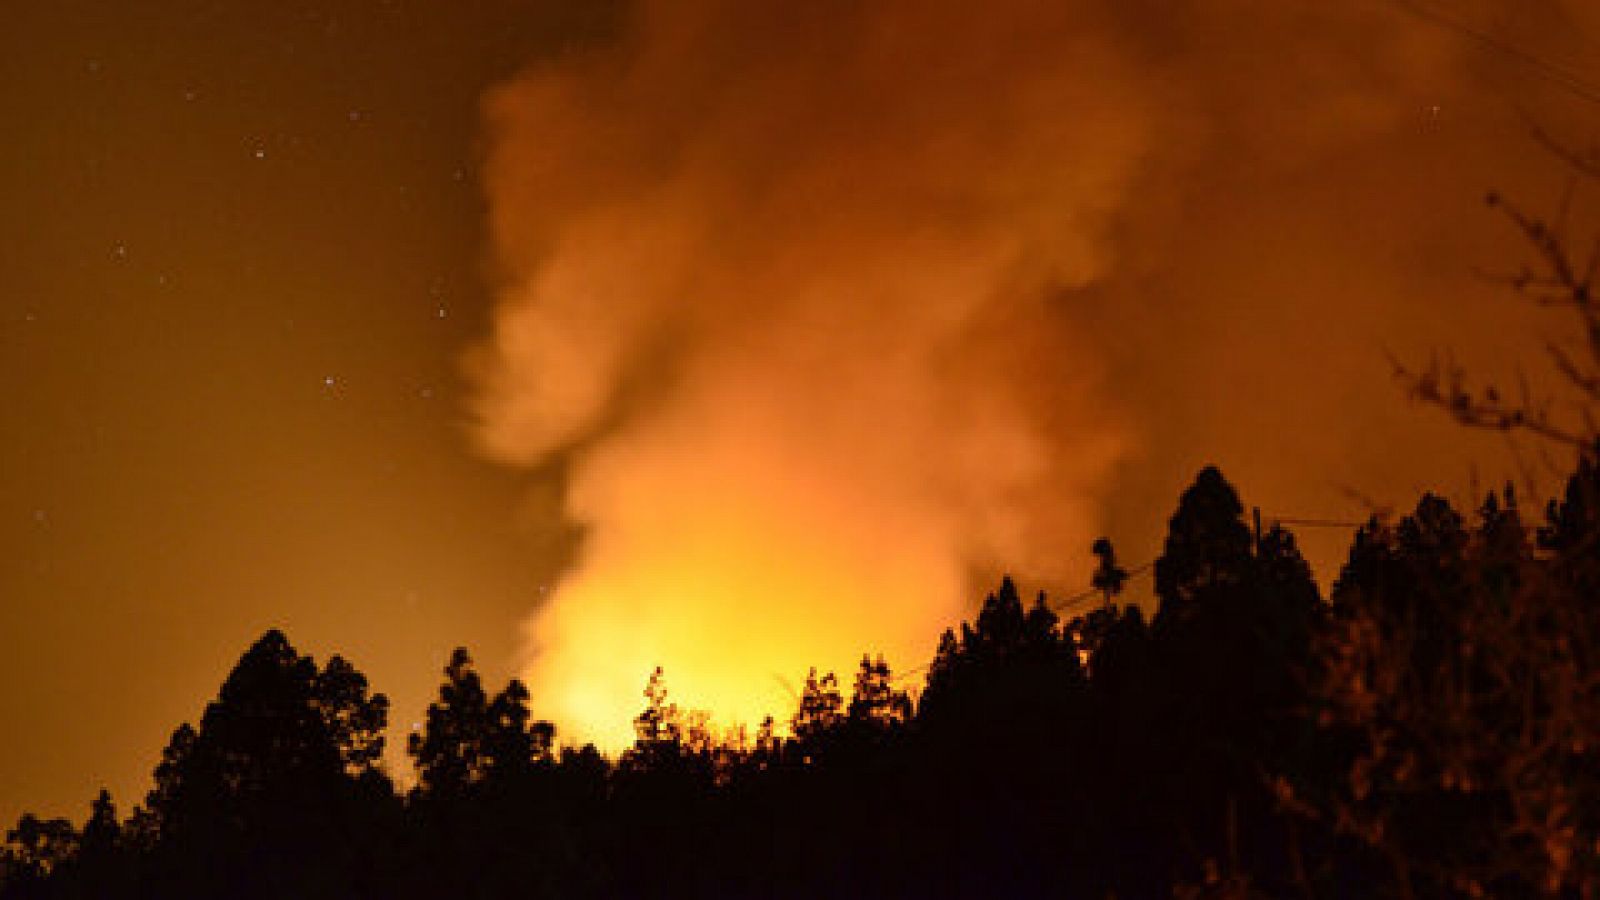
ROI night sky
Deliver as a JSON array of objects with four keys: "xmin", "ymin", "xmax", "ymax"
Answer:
[
  {"xmin": 0, "ymin": 1, "xmax": 617, "ymax": 822},
  {"xmin": 4, "ymin": 0, "xmax": 1598, "ymax": 825}
]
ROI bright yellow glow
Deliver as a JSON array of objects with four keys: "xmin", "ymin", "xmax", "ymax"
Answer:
[
  {"xmin": 522, "ymin": 393, "xmax": 987, "ymax": 751},
  {"xmin": 477, "ymin": 0, "xmax": 1137, "ymax": 748}
]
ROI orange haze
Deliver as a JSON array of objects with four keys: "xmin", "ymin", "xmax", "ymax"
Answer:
[{"xmin": 470, "ymin": 0, "xmax": 1600, "ymax": 748}]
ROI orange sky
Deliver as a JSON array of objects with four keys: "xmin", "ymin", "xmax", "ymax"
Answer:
[{"xmin": 2, "ymin": 0, "xmax": 1598, "ymax": 820}]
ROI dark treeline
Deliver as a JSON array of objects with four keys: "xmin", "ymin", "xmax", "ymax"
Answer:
[{"xmin": 4, "ymin": 460, "xmax": 1600, "ymax": 899}]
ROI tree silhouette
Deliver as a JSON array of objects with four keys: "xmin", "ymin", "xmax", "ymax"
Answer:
[
  {"xmin": 1, "ymin": 814, "xmax": 77, "ymax": 897},
  {"xmin": 408, "ymin": 647, "xmax": 493, "ymax": 796},
  {"xmin": 915, "ymin": 577, "xmax": 1095, "ymax": 897},
  {"xmin": 1142, "ymin": 467, "xmax": 1324, "ymax": 896},
  {"xmin": 77, "ymin": 791, "xmax": 117, "ymax": 865},
  {"xmin": 62, "ymin": 789, "xmax": 126, "ymax": 897},
  {"xmin": 846, "ymin": 655, "xmax": 911, "ymax": 731},
  {"xmin": 1316, "ymin": 481, "xmax": 1600, "ymax": 897},
  {"xmin": 1092, "ymin": 536, "xmax": 1129, "ymax": 604},
  {"xmin": 1155, "ymin": 466, "xmax": 1256, "ymax": 619},
  {"xmin": 791, "ymin": 668, "xmax": 844, "ymax": 746},
  {"xmin": 133, "ymin": 629, "xmax": 395, "ymax": 899},
  {"xmin": 403, "ymin": 647, "xmax": 573, "ymax": 899}
]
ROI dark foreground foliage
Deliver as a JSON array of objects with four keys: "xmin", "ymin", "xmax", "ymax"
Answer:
[{"xmin": 5, "ymin": 460, "xmax": 1599, "ymax": 899}]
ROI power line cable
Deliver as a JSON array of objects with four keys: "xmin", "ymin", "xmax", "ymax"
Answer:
[
  {"xmin": 887, "ymin": 562, "xmax": 1159, "ymax": 686},
  {"xmin": 881, "ymin": 509, "xmax": 1363, "ymax": 687},
  {"xmin": 1046, "ymin": 561, "xmax": 1156, "ymax": 617},
  {"xmin": 1270, "ymin": 516, "xmax": 1368, "ymax": 529},
  {"xmin": 1385, "ymin": 0, "xmax": 1600, "ymax": 107}
]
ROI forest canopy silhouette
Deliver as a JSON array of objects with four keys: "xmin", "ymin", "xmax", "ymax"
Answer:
[{"xmin": 7, "ymin": 430, "xmax": 1600, "ymax": 897}]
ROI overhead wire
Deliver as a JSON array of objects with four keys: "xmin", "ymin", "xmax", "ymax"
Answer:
[
  {"xmin": 881, "ymin": 509, "xmax": 1367, "ymax": 687},
  {"xmin": 1271, "ymin": 516, "xmax": 1369, "ymax": 529},
  {"xmin": 1384, "ymin": 0, "xmax": 1600, "ymax": 107}
]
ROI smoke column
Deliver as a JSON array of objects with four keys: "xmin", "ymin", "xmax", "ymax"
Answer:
[{"xmin": 471, "ymin": 0, "xmax": 1600, "ymax": 747}]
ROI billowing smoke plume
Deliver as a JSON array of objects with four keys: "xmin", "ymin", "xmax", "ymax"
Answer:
[{"xmin": 471, "ymin": 0, "xmax": 1599, "ymax": 746}]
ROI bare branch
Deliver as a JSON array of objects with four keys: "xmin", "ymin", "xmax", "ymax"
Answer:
[
  {"xmin": 1394, "ymin": 355, "xmax": 1588, "ymax": 448},
  {"xmin": 1529, "ymin": 124, "xmax": 1600, "ymax": 183},
  {"xmin": 1545, "ymin": 342, "xmax": 1600, "ymax": 399}
]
